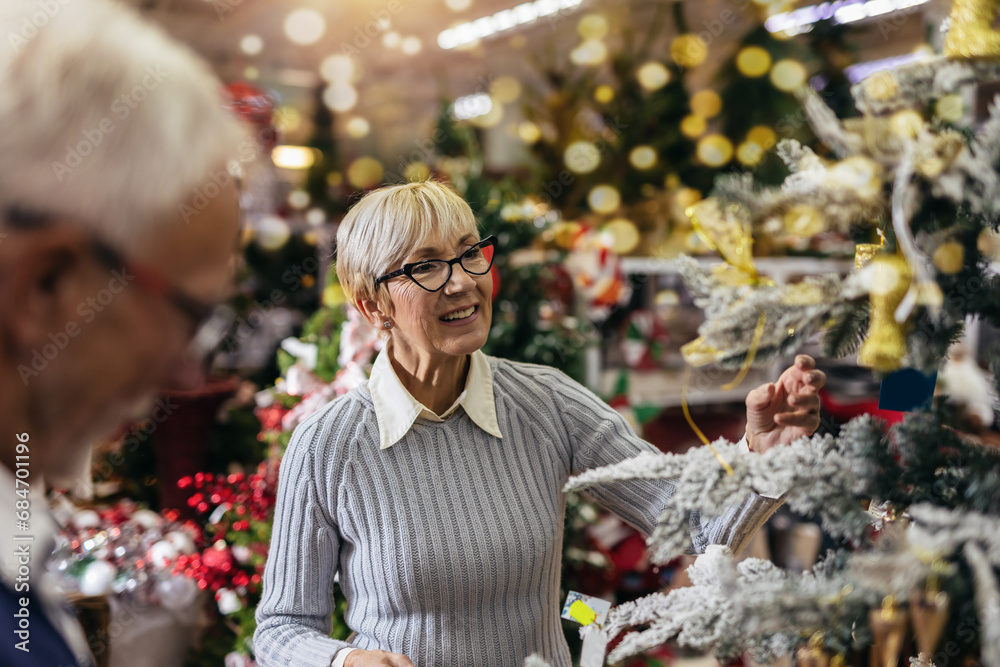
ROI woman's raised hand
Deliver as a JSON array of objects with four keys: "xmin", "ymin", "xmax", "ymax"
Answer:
[
  {"xmin": 344, "ymin": 649, "xmax": 417, "ymax": 667},
  {"xmin": 744, "ymin": 354, "xmax": 826, "ymax": 453}
]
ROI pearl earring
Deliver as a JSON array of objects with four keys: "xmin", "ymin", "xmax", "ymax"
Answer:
[{"xmin": 384, "ymin": 321, "xmax": 391, "ymax": 329}]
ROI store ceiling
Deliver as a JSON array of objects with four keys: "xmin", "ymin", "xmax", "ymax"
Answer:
[{"xmin": 128, "ymin": 0, "xmax": 934, "ymax": 161}]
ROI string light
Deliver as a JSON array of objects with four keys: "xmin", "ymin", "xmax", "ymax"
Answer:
[
  {"xmin": 284, "ymin": 8, "xmax": 326, "ymax": 45},
  {"xmin": 240, "ymin": 34, "xmax": 263, "ymax": 56},
  {"xmin": 452, "ymin": 93, "xmax": 492, "ymax": 119}
]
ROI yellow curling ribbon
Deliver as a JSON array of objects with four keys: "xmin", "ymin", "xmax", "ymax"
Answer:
[
  {"xmin": 721, "ymin": 311, "xmax": 767, "ymax": 391},
  {"xmin": 568, "ymin": 600, "xmax": 597, "ymax": 626},
  {"xmin": 681, "ymin": 199, "xmax": 771, "ymax": 476},
  {"xmin": 682, "ymin": 366, "xmax": 735, "ymax": 476}
]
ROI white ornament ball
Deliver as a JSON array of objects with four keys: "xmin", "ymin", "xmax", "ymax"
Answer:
[
  {"xmin": 216, "ymin": 588, "xmax": 244, "ymax": 615},
  {"xmin": 166, "ymin": 531, "xmax": 197, "ymax": 555},
  {"xmin": 72, "ymin": 509, "xmax": 101, "ymax": 530},
  {"xmin": 156, "ymin": 575, "xmax": 200, "ymax": 612},
  {"xmin": 148, "ymin": 540, "xmax": 179, "ymax": 569},
  {"xmin": 79, "ymin": 560, "xmax": 117, "ymax": 596},
  {"xmin": 131, "ymin": 509, "xmax": 162, "ymax": 531},
  {"xmin": 231, "ymin": 545, "xmax": 253, "ymax": 565}
]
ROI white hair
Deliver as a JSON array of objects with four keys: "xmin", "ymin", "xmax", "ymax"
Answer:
[
  {"xmin": 0, "ymin": 0, "xmax": 249, "ymax": 249},
  {"xmin": 335, "ymin": 181, "xmax": 481, "ymax": 314}
]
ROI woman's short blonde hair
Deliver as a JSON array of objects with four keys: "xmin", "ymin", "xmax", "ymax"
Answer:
[{"xmin": 335, "ymin": 181, "xmax": 480, "ymax": 315}]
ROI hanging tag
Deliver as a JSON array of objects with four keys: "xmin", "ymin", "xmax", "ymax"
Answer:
[
  {"xmin": 580, "ymin": 623, "xmax": 610, "ymax": 667},
  {"xmin": 562, "ymin": 591, "xmax": 612, "ymax": 667},
  {"xmin": 878, "ymin": 368, "xmax": 936, "ymax": 412},
  {"xmin": 561, "ymin": 591, "xmax": 611, "ymax": 627}
]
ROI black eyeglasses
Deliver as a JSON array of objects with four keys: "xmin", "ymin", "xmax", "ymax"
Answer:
[
  {"xmin": 375, "ymin": 235, "xmax": 498, "ymax": 292},
  {"xmin": 6, "ymin": 208, "xmax": 235, "ymax": 359}
]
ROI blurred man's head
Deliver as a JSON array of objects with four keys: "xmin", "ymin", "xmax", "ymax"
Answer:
[{"xmin": 0, "ymin": 0, "xmax": 248, "ymax": 485}]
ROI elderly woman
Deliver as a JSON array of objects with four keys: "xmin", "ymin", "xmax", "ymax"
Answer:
[{"xmin": 254, "ymin": 181, "xmax": 825, "ymax": 667}]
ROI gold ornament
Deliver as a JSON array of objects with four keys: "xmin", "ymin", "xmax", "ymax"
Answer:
[
  {"xmin": 674, "ymin": 187, "xmax": 702, "ymax": 209},
  {"xmin": 782, "ymin": 282, "xmax": 826, "ymax": 306},
  {"xmin": 686, "ymin": 198, "xmax": 756, "ymax": 278},
  {"xmin": 830, "ymin": 156, "xmax": 884, "ymax": 202},
  {"xmin": 553, "ymin": 221, "xmax": 583, "ymax": 249},
  {"xmin": 784, "ymin": 204, "xmax": 826, "ymax": 237},
  {"xmin": 601, "ymin": 218, "xmax": 640, "ymax": 254},
  {"xmin": 691, "ymin": 90, "xmax": 723, "ymax": 118},
  {"xmin": 670, "ymin": 34, "xmax": 708, "ymax": 68},
  {"xmin": 564, "ymin": 141, "xmax": 601, "ymax": 174},
  {"xmin": 637, "ymin": 62, "xmax": 670, "ymax": 90},
  {"xmin": 890, "ymin": 110, "xmax": 925, "ymax": 139},
  {"xmin": 944, "ymin": 0, "xmax": 1000, "ymax": 59},
  {"xmin": 696, "ymin": 134, "xmax": 734, "ymax": 167},
  {"xmin": 322, "ymin": 283, "xmax": 346, "ymax": 308},
  {"xmin": 770, "ymin": 59, "xmax": 807, "ymax": 92},
  {"xmin": 797, "ymin": 632, "xmax": 831, "ymax": 667},
  {"xmin": 737, "ymin": 141, "xmax": 765, "ymax": 167},
  {"xmin": 736, "ymin": 46, "xmax": 772, "ymax": 77},
  {"xmin": 858, "ymin": 255, "xmax": 912, "ymax": 373},
  {"xmin": 910, "ymin": 589, "xmax": 950, "ymax": 659},
  {"xmin": 681, "ymin": 114, "xmax": 707, "ymax": 138},
  {"xmin": 518, "ymin": 122, "xmax": 542, "ymax": 144},
  {"xmin": 863, "ymin": 71, "xmax": 899, "ymax": 103},
  {"xmin": 629, "ymin": 145, "xmax": 657, "ymax": 169},
  {"xmin": 570, "ymin": 39, "xmax": 608, "ymax": 66},
  {"xmin": 855, "ymin": 243, "xmax": 883, "ymax": 269},
  {"xmin": 403, "ymin": 161, "xmax": 430, "ymax": 182},
  {"xmin": 932, "ymin": 241, "xmax": 965, "ymax": 274},
  {"xmin": 935, "ymin": 94, "xmax": 965, "ymax": 122},
  {"xmin": 747, "ymin": 125, "xmax": 777, "ymax": 150},
  {"xmin": 594, "ymin": 85, "xmax": 615, "ymax": 104},
  {"xmin": 588, "ymin": 184, "xmax": 621, "ymax": 213},
  {"xmin": 869, "ymin": 596, "xmax": 908, "ymax": 667},
  {"xmin": 577, "ymin": 13, "xmax": 609, "ymax": 40},
  {"xmin": 490, "ymin": 76, "xmax": 522, "ymax": 103},
  {"xmin": 346, "ymin": 156, "xmax": 384, "ymax": 189}
]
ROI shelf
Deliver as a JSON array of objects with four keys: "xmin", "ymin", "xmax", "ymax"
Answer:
[
  {"xmin": 598, "ymin": 366, "xmax": 774, "ymax": 409},
  {"xmin": 620, "ymin": 256, "xmax": 855, "ymax": 284}
]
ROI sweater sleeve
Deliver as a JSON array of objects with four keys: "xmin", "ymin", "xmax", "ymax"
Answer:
[
  {"xmin": 253, "ymin": 416, "xmax": 354, "ymax": 667},
  {"xmin": 547, "ymin": 368, "xmax": 782, "ymax": 556}
]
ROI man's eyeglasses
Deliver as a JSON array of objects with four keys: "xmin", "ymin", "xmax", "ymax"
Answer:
[
  {"xmin": 374, "ymin": 235, "xmax": 498, "ymax": 293},
  {"xmin": 5, "ymin": 208, "xmax": 235, "ymax": 359}
]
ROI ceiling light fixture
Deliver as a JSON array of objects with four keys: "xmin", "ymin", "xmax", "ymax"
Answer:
[
  {"xmin": 438, "ymin": 0, "xmax": 583, "ymax": 50},
  {"xmin": 764, "ymin": 0, "xmax": 929, "ymax": 35}
]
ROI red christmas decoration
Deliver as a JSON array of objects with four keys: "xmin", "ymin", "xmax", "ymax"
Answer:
[{"xmin": 223, "ymin": 81, "xmax": 278, "ymax": 151}]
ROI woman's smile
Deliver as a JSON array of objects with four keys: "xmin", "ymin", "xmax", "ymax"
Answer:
[{"xmin": 439, "ymin": 304, "xmax": 479, "ymax": 325}]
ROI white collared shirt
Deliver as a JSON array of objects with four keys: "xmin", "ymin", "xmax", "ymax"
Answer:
[{"xmin": 367, "ymin": 347, "xmax": 504, "ymax": 450}]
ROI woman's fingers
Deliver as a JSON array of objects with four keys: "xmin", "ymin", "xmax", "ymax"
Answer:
[
  {"xmin": 774, "ymin": 410, "xmax": 819, "ymax": 428},
  {"xmin": 807, "ymin": 369, "xmax": 827, "ymax": 388},
  {"xmin": 746, "ymin": 382, "xmax": 776, "ymax": 410},
  {"xmin": 788, "ymin": 393, "xmax": 820, "ymax": 409}
]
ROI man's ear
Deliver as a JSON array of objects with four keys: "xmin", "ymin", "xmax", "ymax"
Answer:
[{"xmin": 0, "ymin": 228, "xmax": 93, "ymax": 355}]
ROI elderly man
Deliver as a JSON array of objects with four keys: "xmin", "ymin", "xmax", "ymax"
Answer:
[{"xmin": 0, "ymin": 1, "xmax": 246, "ymax": 665}]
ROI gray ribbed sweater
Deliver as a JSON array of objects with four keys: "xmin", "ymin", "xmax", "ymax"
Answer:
[{"xmin": 254, "ymin": 357, "xmax": 781, "ymax": 667}]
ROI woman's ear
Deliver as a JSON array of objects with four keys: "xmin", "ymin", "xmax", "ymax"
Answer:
[{"xmin": 354, "ymin": 297, "xmax": 382, "ymax": 328}]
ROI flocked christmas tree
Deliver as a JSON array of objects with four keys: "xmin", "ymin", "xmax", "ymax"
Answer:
[{"xmin": 530, "ymin": 2, "xmax": 1000, "ymax": 666}]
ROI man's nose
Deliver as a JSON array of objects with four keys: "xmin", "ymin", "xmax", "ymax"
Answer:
[{"xmin": 161, "ymin": 350, "xmax": 207, "ymax": 392}]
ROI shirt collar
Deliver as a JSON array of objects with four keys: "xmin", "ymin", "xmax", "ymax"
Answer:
[{"xmin": 368, "ymin": 347, "xmax": 503, "ymax": 449}]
